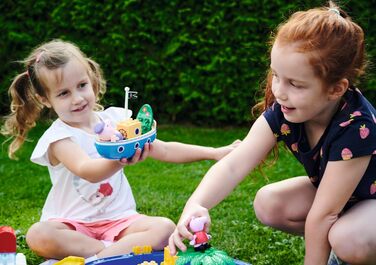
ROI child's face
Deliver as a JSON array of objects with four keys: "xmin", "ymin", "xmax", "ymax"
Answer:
[
  {"xmin": 39, "ymin": 58, "xmax": 96, "ymax": 128},
  {"xmin": 270, "ymin": 42, "xmax": 335, "ymax": 125}
]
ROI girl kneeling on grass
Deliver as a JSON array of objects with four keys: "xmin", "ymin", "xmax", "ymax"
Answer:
[
  {"xmin": 169, "ymin": 2, "xmax": 376, "ymax": 265},
  {"xmin": 1, "ymin": 39, "xmax": 239, "ymax": 261}
]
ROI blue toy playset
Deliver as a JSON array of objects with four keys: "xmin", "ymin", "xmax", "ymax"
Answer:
[
  {"xmin": 94, "ymin": 87, "xmax": 156, "ymax": 160},
  {"xmin": 86, "ymin": 251, "xmax": 251, "ymax": 265},
  {"xmin": 85, "ymin": 217, "xmax": 252, "ymax": 265}
]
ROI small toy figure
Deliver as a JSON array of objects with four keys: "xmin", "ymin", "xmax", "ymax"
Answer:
[
  {"xmin": 189, "ymin": 216, "xmax": 211, "ymax": 252},
  {"xmin": 0, "ymin": 226, "xmax": 16, "ymax": 265},
  {"xmin": 94, "ymin": 119, "xmax": 123, "ymax": 142}
]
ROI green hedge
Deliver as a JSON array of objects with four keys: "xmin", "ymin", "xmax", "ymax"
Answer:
[{"xmin": 1, "ymin": 0, "xmax": 375, "ymax": 125}]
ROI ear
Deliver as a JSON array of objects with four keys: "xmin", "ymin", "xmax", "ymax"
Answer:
[
  {"xmin": 328, "ymin": 78, "xmax": 349, "ymax": 100},
  {"xmin": 35, "ymin": 94, "xmax": 52, "ymax": 108}
]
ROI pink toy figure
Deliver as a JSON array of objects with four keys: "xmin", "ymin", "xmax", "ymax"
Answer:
[
  {"xmin": 94, "ymin": 119, "xmax": 123, "ymax": 142},
  {"xmin": 189, "ymin": 216, "xmax": 211, "ymax": 252}
]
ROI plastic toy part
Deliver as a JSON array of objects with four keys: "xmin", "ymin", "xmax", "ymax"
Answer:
[
  {"xmin": 94, "ymin": 120, "xmax": 124, "ymax": 142},
  {"xmin": 117, "ymin": 119, "xmax": 142, "ymax": 140},
  {"xmin": 85, "ymin": 251, "xmax": 251, "ymax": 265},
  {"xmin": 176, "ymin": 247, "xmax": 236, "ymax": 265},
  {"xmin": 0, "ymin": 226, "xmax": 16, "ymax": 253},
  {"xmin": 15, "ymin": 254, "xmax": 26, "ymax": 265},
  {"xmin": 0, "ymin": 226, "xmax": 16, "ymax": 265},
  {"xmin": 137, "ymin": 262, "xmax": 158, "ymax": 265},
  {"xmin": 54, "ymin": 256, "xmax": 85, "ymax": 265},
  {"xmin": 136, "ymin": 104, "xmax": 153, "ymax": 134},
  {"xmin": 160, "ymin": 247, "xmax": 178, "ymax": 265},
  {"xmin": 95, "ymin": 120, "xmax": 157, "ymax": 160},
  {"xmin": 132, "ymin": 246, "xmax": 153, "ymax": 255},
  {"xmin": 188, "ymin": 217, "xmax": 211, "ymax": 252}
]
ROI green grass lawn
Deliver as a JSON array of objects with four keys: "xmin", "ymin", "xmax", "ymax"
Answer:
[{"xmin": 0, "ymin": 123, "xmax": 306, "ymax": 265}]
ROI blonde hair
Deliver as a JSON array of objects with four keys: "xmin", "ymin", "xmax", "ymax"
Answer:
[{"xmin": 1, "ymin": 39, "xmax": 106, "ymax": 159}]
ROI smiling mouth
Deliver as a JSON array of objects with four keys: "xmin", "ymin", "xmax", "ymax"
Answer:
[
  {"xmin": 73, "ymin": 105, "xmax": 86, "ymax": 112},
  {"xmin": 281, "ymin": 105, "xmax": 296, "ymax": 112}
]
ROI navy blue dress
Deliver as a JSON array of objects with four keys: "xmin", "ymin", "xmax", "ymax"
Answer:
[{"xmin": 263, "ymin": 88, "xmax": 376, "ymax": 209}]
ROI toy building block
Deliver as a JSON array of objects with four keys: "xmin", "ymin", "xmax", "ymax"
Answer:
[
  {"xmin": 15, "ymin": 253, "xmax": 26, "ymax": 265},
  {"xmin": 137, "ymin": 261, "xmax": 158, "ymax": 265},
  {"xmin": 54, "ymin": 256, "xmax": 84, "ymax": 265},
  {"xmin": 160, "ymin": 247, "xmax": 178, "ymax": 265},
  {"xmin": 0, "ymin": 227, "xmax": 16, "ymax": 253},
  {"xmin": 132, "ymin": 245, "xmax": 152, "ymax": 255},
  {"xmin": 117, "ymin": 119, "xmax": 142, "ymax": 140},
  {"xmin": 0, "ymin": 226, "xmax": 16, "ymax": 265}
]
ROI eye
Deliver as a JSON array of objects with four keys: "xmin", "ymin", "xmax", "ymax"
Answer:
[
  {"xmin": 57, "ymin": 90, "xmax": 69, "ymax": 97},
  {"xmin": 290, "ymin": 82, "xmax": 304, "ymax": 89},
  {"xmin": 79, "ymin": 82, "xmax": 88, "ymax": 89}
]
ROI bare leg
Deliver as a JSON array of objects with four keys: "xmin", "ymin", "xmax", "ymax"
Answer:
[
  {"xmin": 253, "ymin": 176, "xmax": 316, "ymax": 235},
  {"xmin": 328, "ymin": 200, "xmax": 376, "ymax": 265},
  {"xmin": 97, "ymin": 216, "xmax": 175, "ymax": 258},
  {"xmin": 26, "ymin": 221, "xmax": 104, "ymax": 259}
]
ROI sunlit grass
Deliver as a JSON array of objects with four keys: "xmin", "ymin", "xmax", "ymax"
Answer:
[{"xmin": 0, "ymin": 123, "xmax": 306, "ymax": 265}]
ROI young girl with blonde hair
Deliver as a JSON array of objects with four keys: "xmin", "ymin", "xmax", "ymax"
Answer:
[
  {"xmin": 169, "ymin": 2, "xmax": 376, "ymax": 265},
  {"xmin": 2, "ymin": 39, "xmax": 239, "ymax": 261}
]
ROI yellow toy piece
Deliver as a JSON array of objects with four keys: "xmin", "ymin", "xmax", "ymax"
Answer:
[
  {"xmin": 137, "ymin": 261, "xmax": 158, "ymax": 265},
  {"xmin": 54, "ymin": 256, "xmax": 85, "ymax": 265},
  {"xmin": 132, "ymin": 245, "xmax": 153, "ymax": 255},
  {"xmin": 160, "ymin": 247, "xmax": 178, "ymax": 265},
  {"xmin": 117, "ymin": 118, "xmax": 142, "ymax": 139}
]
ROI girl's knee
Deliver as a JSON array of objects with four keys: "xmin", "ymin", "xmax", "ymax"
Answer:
[
  {"xmin": 150, "ymin": 217, "xmax": 175, "ymax": 250},
  {"xmin": 153, "ymin": 217, "xmax": 176, "ymax": 234},
  {"xmin": 329, "ymin": 225, "xmax": 374, "ymax": 262},
  {"xmin": 253, "ymin": 186, "xmax": 283, "ymax": 226},
  {"xmin": 26, "ymin": 222, "xmax": 53, "ymax": 253}
]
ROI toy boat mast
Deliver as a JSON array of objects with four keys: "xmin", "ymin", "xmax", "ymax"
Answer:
[
  {"xmin": 124, "ymin": 86, "xmax": 137, "ymax": 120},
  {"xmin": 124, "ymin": 87, "xmax": 130, "ymax": 120}
]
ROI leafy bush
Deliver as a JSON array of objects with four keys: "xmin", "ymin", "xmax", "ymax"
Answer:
[{"xmin": 1, "ymin": 0, "xmax": 374, "ymax": 125}]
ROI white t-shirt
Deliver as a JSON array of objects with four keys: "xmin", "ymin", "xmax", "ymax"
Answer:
[{"xmin": 31, "ymin": 107, "xmax": 138, "ymax": 222}]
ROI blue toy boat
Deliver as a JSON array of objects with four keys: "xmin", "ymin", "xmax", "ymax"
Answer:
[{"xmin": 95, "ymin": 121, "xmax": 157, "ymax": 160}]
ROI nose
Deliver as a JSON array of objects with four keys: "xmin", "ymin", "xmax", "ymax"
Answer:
[
  {"xmin": 72, "ymin": 91, "xmax": 84, "ymax": 105},
  {"xmin": 273, "ymin": 81, "xmax": 288, "ymax": 101}
]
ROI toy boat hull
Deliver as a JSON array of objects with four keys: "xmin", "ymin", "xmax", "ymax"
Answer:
[{"xmin": 95, "ymin": 122, "xmax": 156, "ymax": 160}]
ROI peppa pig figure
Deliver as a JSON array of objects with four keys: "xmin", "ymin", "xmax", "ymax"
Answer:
[
  {"xmin": 94, "ymin": 119, "xmax": 123, "ymax": 142},
  {"xmin": 189, "ymin": 216, "xmax": 211, "ymax": 252}
]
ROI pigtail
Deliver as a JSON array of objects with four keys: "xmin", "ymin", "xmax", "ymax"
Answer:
[
  {"xmin": 87, "ymin": 58, "xmax": 106, "ymax": 111},
  {"xmin": 1, "ymin": 72, "xmax": 43, "ymax": 159},
  {"xmin": 2, "ymin": 39, "xmax": 109, "ymax": 159}
]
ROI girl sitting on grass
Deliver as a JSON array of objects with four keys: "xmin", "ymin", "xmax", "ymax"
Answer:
[
  {"xmin": 169, "ymin": 2, "xmax": 376, "ymax": 265},
  {"xmin": 1, "ymin": 39, "xmax": 239, "ymax": 262}
]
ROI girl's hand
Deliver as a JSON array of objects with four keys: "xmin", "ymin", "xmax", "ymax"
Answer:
[
  {"xmin": 213, "ymin": 139, "xmax": 241, "ymax": 161},
  {"xmin": 168, "ymin": 204, "xmax": 211, "ymax": 255},
  {"xmin": 119, "ymin": 142, "xmax": 152, "ymax": 165}
]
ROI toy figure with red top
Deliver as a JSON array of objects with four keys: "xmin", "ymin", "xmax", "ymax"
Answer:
[{"xmin": 188, "ymin": 216, "xmax": 211, "ymax": 252}]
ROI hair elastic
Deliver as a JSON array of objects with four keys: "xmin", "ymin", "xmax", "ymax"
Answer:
[
  {"xmin": 328, "ymin": 8, "xmax": 340, "ymax": 16},
  {"xmin": 36, "ymin": 51, "xmax": 45, "ymax": 63}
]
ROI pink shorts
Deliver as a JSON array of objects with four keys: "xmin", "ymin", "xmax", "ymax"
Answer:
[{"xmin": 50, "ymin": 214, "xmax": 144, "ymax": 241}]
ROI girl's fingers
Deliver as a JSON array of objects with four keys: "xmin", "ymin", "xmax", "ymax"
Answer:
[{"xmin": 139, "ymin": 143, "xmax": 150, "ymax": 161}]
